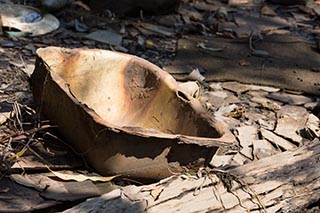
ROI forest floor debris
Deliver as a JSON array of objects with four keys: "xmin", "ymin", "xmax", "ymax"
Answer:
[{"xmin": 0, "ymin": 0, "xmax": 319, "ymax": 211}]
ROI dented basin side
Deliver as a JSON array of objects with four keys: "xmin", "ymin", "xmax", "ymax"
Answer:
[
  {"xmin": 35, "ymin": 47, "xmax": 224, "ymax": 138},
  {"xmin": 31, "ymin": 47, "xmax": 232, "ymax": 180}
]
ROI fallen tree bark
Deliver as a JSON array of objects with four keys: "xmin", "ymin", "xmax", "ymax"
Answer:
[{"xmin": 63, "ymin": 140, "xmax": 320, "ymax": 212}]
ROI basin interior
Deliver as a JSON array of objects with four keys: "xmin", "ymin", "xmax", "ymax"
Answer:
[{"xmin": 47, "ymin": 49, "xmax": 220, "ymax": 138}]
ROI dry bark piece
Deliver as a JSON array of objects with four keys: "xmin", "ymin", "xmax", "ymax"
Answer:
[
  {"xmin": 0, "ymin": 111, "xmax": 10, "ymax": 125},
  {"xmin": 236, "ymin": 126, "xmax": 257, "ymax": 160},
  {"xmin": 253, "ymin": 139, "xmax": 278, "ymax": 159},
  {"xmin": 31, "ymin": 47, "xmax": 234, "ymax": 180},
  {"xmin": 41, "ymin": 180, "xmax": 101, "ymax": 201},
  {"xmin": 250, "ymin": 96, "xmax": 282, "ymax": 111},
  {"xmin": 221, "ymin": 81, "xmax": 251, "ymax": 94},
  {"xmin": 186, "ymin": 68, "xmax": 205, "ymax": 82},
  {"xmin": 0, "ymin": 177, "xmax": 58, "ymax": 212},
  {"xmin": 178, "ymin": 81, "xmax": 201, "ymax": 99},
  {"xmin": 48, "ymin": 169, "xmax": 117, "ymax": 182},
  {"xmin": 62, "ymin": 141, "xmax": 320, "ymax": 213},
  {"xmin": 303, "ymin": 114, "xmax": 320, "ymax": 139},
  {"xmin": 208, "ymin": 91, "xmax": 228, "ymax": 99},
  {"xmin": 210, "ymin": 154, "xmax": 234, "ymax": 167},
  {"xmin": 247, "ymin": 84, "xmax": 280, "ymax": 93},
  {"xmin": 136, "ymin": 22, "xmax": 175, "ymax": 37},
  {"xmin": 11, "ymin": 173, "xmax": 102, "ymax": 201},
  {"xmin": 84, "ymin": 30, "xmax": 123, "ymax": 46},
  {"xmin": 304, "ymin": 101, "xmax": 320, "ymax": 111},
  {"xmin": 243, "ymin": 109, "xmax": 276, "ymax": 130},
  {"xmin": 267, "ymin": 92, "xmax": 313, "ymax": 105},
  {"xmin": 260, "ymin": 5, "xmax": 277, "ymax": 16},
  {"xmin": 260, "ymin": 129, "xmax": 296, "ymax": 150},
  {"xmin": 201, "ymin": 91, "xmax": 230, "ymax": 109},
  {"xmin": 275, "ymin": 105, "xmax": 309, "ymax": 143},
  {"xmin": 231, "ymin": 152, "xmax": 248, "ymax": 166}
]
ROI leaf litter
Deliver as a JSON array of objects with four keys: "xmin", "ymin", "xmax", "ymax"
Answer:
[{"xmin": 0, "ymin": 0, "xmax": 319, "ymax": 211}]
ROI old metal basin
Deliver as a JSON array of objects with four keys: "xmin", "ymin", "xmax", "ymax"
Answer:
[{"xmin": 31, "ymin": 47, "xmax": 234, "ymax": 180}]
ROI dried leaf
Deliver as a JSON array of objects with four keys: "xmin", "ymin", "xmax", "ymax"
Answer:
[
  {"xmin": 150, "ymin": 186, "xmax": 164, "ymax": 200},
  {"xmin": 197, "ymin": 42, "xmax": 224, "ymax": 52},
  {"xmin": 187, "ymin": 68, "xmax": 205, "ymax": 82},
  {"xmin": 260, "ymin": 6, "xmax": 277, "ymax": 16},
  {"xmin": 84, "ymin": 30, "xmax": 123, "ymax": 46},
  {"xmin": 139, "ymin": 23, "xmax": 175, "ymax": 37},
  {"xmin": 48, "ymin": 168, "xmax": 118, "ymax": 182},
  {"xmin": 0, "ymin": 112, "xmax": 10, "ymax": 125},
  {"xmin": 239, "ymin": 59, "xmax": 250, "ymax": 66},
  {"xmin": 7, "ymin": 148, "xmax": 27, "ymax": 161},
  {"xmin": 178, "ymin": 81, "xmax": 201, "ymax": 99},
  {"xmin": 251, "ymin": 49, "xmax": 270, "ymax": 58},
  {"xmin": 215, "ymin": 7, "xmax": 228, "ymax": 21},
  {"xmin": 304, "ymin": 114, "xmax": 320, "ymax": 139}
]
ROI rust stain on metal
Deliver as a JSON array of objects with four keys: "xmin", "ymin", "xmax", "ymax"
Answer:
[{"xmin": 31, "ymin": 47, "xmax": 235, "ymax": 180}]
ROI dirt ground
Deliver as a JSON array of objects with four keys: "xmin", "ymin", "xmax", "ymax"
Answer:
[{"xmin": 0, "ymin": 0, "xmax": 319, "ymax": 212}]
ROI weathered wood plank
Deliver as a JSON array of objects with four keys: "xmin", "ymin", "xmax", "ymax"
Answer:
[{"xmin": 63, "ymin": 140, "xmax": 320, "ymax": 213}]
